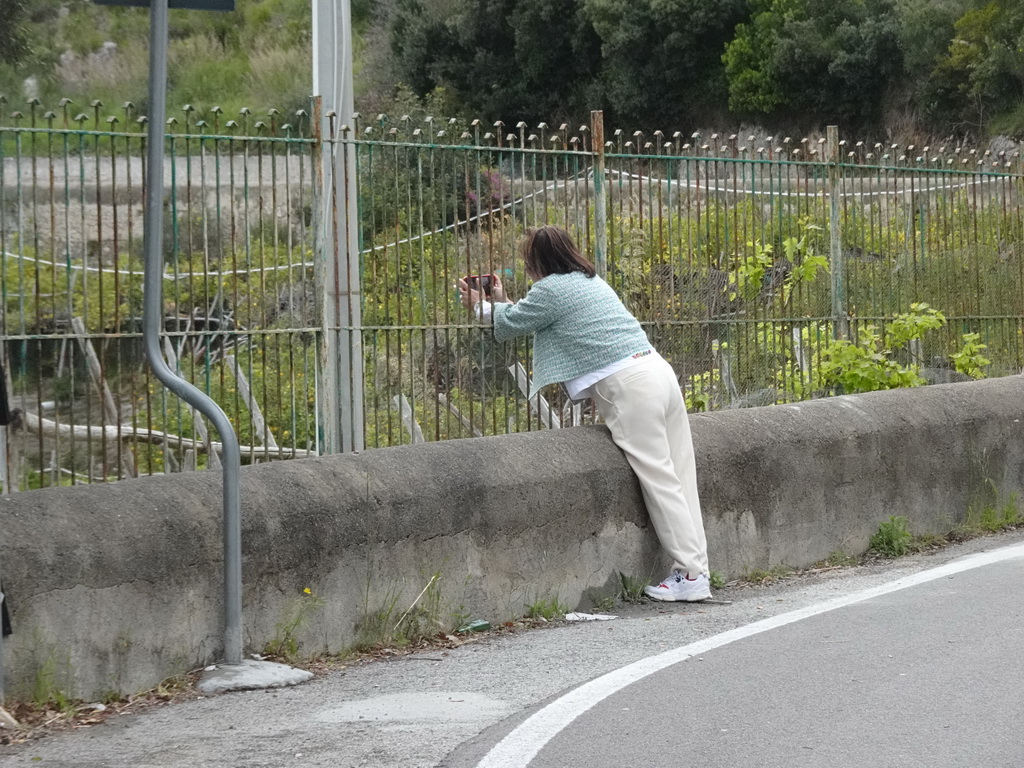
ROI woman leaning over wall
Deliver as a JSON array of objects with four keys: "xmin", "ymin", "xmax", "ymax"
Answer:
[{"xmin": 458, "ymin": 226, "xmax": 711, "ymax": 601}]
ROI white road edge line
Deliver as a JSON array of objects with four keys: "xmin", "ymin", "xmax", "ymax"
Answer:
[{"xmin": 476, "ymin": 540, "xmax": 1024, "ymax": 768}]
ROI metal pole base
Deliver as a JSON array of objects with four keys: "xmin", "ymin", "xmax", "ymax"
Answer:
[{"xmin": 197, "ymin": 659, "xmax": 313, "ymax": 695}]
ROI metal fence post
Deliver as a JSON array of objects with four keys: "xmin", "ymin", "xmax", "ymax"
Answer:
[
  {"xmin": 313, "ymin": 0, "xmax": 364, "ymax": 453},
  {"xmin": 591, "ymin": 110, "xmax": 608, "ymax": 277},
  {"xmin": 310, "ymin": 96, "xmax": 336, "ymax": 455},
  {"xmin": 827, "ymin": 124, "xmax": 848, "ymax": 340}
]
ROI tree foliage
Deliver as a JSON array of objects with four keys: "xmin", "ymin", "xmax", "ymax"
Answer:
[
  {"xmin": 4, "ymin": 0, "xmax": 1024, "ymax": 137},
  {"xmin": 582, "ymin": 0, "xmax": 745, "ymax": 125},
  {"xmin": 925, "ymin": 1, "xmax": 1024, "ymax": 132},
  {"xmin": 0, "ymin": 0, "xmax": 30, "ymax": 67},
  {"xmin": 722, "ymin": 0, "xmax": 902, "ymax": 125},
  {"xmin": 391, "ymin": 0, "xmax": 602, "ymax": 121}
]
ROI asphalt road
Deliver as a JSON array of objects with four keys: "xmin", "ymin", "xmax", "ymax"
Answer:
[
  {"xmin": 2, "ymin": 529, "xmax": 1022, "ymax": 768},
  {"xmin": 452, "ymin": 543, "xmax": 1024, "ymax": 768}
]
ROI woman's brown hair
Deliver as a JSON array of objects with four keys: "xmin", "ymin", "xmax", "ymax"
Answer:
[{"xmin": 520, "ymin": 226, "xmax": 596, "ymax": 279}]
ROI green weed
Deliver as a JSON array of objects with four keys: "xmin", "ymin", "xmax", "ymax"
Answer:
[
  {"xmin": 593, "ymin": 595, "xmax": 618, "ymax": 613},
  {"xmin": 709, "ymin": 570, "xmax": 726, "ymax": 590},
  {"xmin": 524, "ymin": 595, "xmax": 567, "ymax": 621},
  {"xmin": 352, "ymin": 572, "xmax": 447, "ymax": 651},
  {"xmin": 264, "ymin": 587, "xmax": 326, "ymax": 661},
  {"xmin": 32, "ymin": 654, "xmax": 73, "ymax": 712},
  {"xmin": 742, "ymin": 564, "xmax": 794, "ymax": 584},
  {"xmin": 816, "ymin": 550, "xmax": 859, "ymax": 568},
  {"xmin": 961, "ymin": 494, "xmax": 1021, "ymax": 535},
  {"xmin": 870, "ymin": 515, "xmax": 913, "ymax": 557},
  {"xmin": 617, "ymin": 572, "xmax": 648, "ymax": 604}
]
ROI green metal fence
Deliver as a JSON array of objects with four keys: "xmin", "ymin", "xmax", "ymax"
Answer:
[
  {"xmin": 1, "ymin": 103, "xmax": 320, "ymax": 489},
  {"xmin": 2, "ymin": 101, "xmax": 1023, "ymax": 490}
]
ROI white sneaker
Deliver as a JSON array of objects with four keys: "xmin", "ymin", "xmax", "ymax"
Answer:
[{"xmin": 643, "ymin": 570, "xmax": 712, "ymax": 602}]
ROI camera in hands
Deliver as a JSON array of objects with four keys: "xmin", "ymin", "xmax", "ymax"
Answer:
[{"xmin": 464, "ymin": 274, "xmax": 495, "ymax": 296}]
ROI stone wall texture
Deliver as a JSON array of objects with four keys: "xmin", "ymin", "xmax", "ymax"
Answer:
[{"xmin": 2, "ymin": 377, "xmax": 1022, "ymax": 699}]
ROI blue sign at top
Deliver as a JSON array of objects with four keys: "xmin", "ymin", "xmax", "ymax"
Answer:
[{"xmin": 93, "ymin": 0, "xmax": 235, "ymax": 9}]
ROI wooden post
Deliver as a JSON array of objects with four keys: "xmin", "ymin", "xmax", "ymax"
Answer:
[
  {"xmin": 591, "ymin": 110, "xmax": 608, "ymax": 277},
  {"xmin": 827, "ymin": 125, "xmax": 848, "ymax": 340},
  {"xmin": 163, "ymin": 337, "xmax": 221, "ymax": 470},
  {"xmin": 224, "ymin": 355, "xmax": 278, "ymax": 458},
  {"xmin": 437, "ymin": 392, "xmax": 483, "ymax": 438},
  {"xmin": 392, "ymin": 394, "xmax": 425, "ymax": 444},
  {"xmin": 71, "ymin": 317, "xmax": 136, "ymax": 478},
  {"xmin": 508, "ymin": 363, "xmax": 561, "ymax": 429}
]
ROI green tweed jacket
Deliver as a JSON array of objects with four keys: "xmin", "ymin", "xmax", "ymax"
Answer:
[{"xmin": 492, "ymin": 271, "xmax": 652, "ymax": 396}]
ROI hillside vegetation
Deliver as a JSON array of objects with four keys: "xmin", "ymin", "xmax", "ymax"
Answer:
[{"xmin": 1, "ymin": 0, "xmax": 1022, "ymax": 138}]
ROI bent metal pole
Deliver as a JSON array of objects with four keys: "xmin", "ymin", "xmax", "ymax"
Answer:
[{"xmin": 142, "ymin": 0, "xmax": 243, "ymax": 666}]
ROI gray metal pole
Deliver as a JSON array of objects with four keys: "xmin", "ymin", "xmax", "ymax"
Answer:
[{"xmin": 143, "ymin": 0, "xmax": 243, "ymax": 665}]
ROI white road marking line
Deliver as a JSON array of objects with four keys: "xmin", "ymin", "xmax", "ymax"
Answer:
[{"xmin": 476, "ymin": 541, "xmax": 1024, "ymax": 768}]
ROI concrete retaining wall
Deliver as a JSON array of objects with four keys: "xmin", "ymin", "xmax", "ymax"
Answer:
[{"xmin": 2, "ymin": 377, "xmax": 1023, "ymax": 700}]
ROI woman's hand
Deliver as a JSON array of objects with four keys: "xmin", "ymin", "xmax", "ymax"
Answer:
[
  {"xmin": 489, "ymin": 273, "xmax": 508, "ymax": 303},
  {"xmin": 457, "ymin": 277, "xmax": 480, "ymax": 310},
  {"xmin": 458, "ymin": 274, "xmax": 511, "ymax": 310}
]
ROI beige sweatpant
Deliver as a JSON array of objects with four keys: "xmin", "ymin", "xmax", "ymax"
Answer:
[{"xmin": 591, "ymin": 354, "xmax": 709, "ymax": 578}]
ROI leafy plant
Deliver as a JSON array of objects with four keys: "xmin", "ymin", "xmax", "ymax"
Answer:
[
  {"xmin": 727, "ymin": 241, "xmax": 775, "ymax": 302},
  {"xmin": 525, "ymin": 595, "xmax": 567, "ymax": 621},
  {"xmin": 708, "ymin": 570, "xmax": 726, "ymax": 590},
  {"xmin": 685, "ymin": 368, "xmax": 721, "ymax": 413},
  {"xmin": 950, "ymin": 333, "xmax": 991, "ymax": 379},
  {"xmin": 819, "ymin": 303, "xmax": 945, "ymax": 394},
  {"xmin": 870, "ymin": 515, "xmax": 913, "ymax": 557}
]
